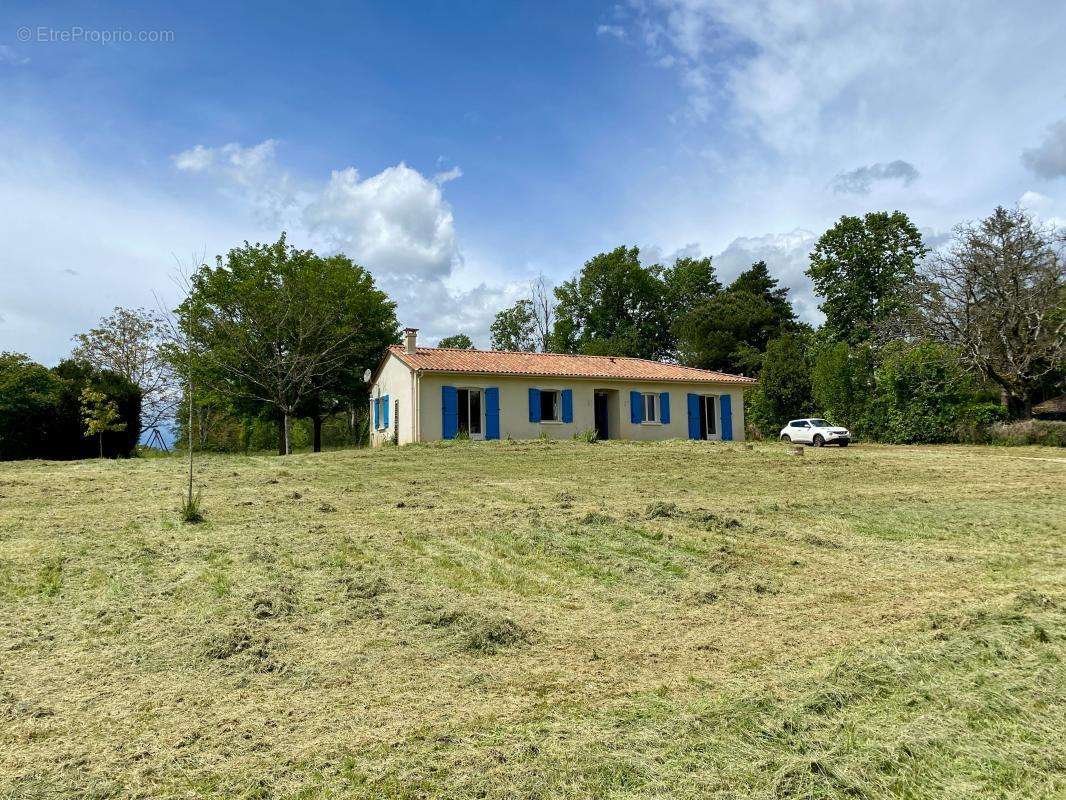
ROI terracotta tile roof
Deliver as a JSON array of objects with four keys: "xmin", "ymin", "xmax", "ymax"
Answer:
[
  {"xmin": 387, "ymin": 345, "xmax": 756, "ymax": 384},
  {"xmin": 1033, "ymin": 395, "xmax": 1066, "ymax": 416}
]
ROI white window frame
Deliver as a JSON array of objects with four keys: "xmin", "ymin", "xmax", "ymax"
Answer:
[
  {"xmin": 539, "ymin": 389, "xmax": 562, "ymax": 423},
  {"xmin": 641, "ymin": 392, "xmax": 660, "ymax": 424},
  {"xmin": 375, "ymin": 396, "xmax": 388, "ymax": 431},
  {"xmin": 457, "ymin": 387, "xmax": 485, "ymax": 439}
]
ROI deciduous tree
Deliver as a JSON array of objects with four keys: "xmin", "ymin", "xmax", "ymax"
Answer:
[
  {"xmin": 914, "ymin": 206, "xmax": 1065, "ymax": 418},
  {"xmin": 72, "ymin": 307, "xmax": 176, "ymax": 432},
  {"xmin": 181, "ymin": 235, "xmax": 395, "ymax": 455},
  {"xmin": 551, "ymin": 247, "xmax": 671, "ymax": 359},
  {"xmin": 80, "ymin": 387, "xmax": 126, "ymax": 458},
  {"xmin": 437, "ymin": 333, "xmax": 474, "ymax": 349},
  {"xmin": 808, "ymin": 211, "xmax": 926, "ymax": 345}
]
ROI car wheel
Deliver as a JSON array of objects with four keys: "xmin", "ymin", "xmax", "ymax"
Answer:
[
  {"xmin": 780, "ymin": 434, "xmax": 791, "ymax": 442},
  {"xmin": 813, "ymin": 434, "xmax": 825, "ymax": 447}
]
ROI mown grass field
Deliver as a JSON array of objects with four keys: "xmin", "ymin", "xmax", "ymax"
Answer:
[{"xmin": 1, "ymin": 440, "xmax": 1064, "ymax": 799}]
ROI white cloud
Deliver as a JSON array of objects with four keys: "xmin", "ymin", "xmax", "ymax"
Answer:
[
  {"xmin": 596, "ymin": 24, "xmax": 627, "ymax": 40},
  {"xmin": 831, "ymin": 160, "xmax": 919, "ymax": 195},
  {"xmin": 0, "ymin": 45, "xmax": 30, "ymax": 66},
  {"xmin": 173, "ymin": 140, "xmax": 482, "ymax": 336},
  {"xmin": 172, "ymin": 139, "xmax": 298, "ymax": 224},
  {"xmin": 1022, "ymin": 118, "xmax": 1066, "ymax": 179},
  {"xmin": 432, "ymin": 165, "xmax": 463, "ymax": 184},
  {"xmin": 303, "ymin": 163, "xmax": 460, "ymax": 279},
  {"xmin": 713, "ymin": 229, "xmax": 822, "ymax": 324}
]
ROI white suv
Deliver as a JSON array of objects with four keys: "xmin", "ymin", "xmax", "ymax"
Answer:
[{"xmin": 780, "ymin": 418, "xmax": 851, "ymax": 447}]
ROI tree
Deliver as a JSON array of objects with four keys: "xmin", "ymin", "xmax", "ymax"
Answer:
[
  {"xmin": 71, "ymin": 307, "xmax": 175, "ymax": 433},
  {"xmin": 490, "ymin": 299, "xmax": 538, "ymax": 351},
  {"xmin": 80, "ymin": 387, "xmax": 126, "ymax": 458},
  {"xmin": 181, "ymin": 236, "xmax": 396, "ymax": 455},
  {"xmin": 914, "ymin": 207, "xmax": 1065, "ymax": 418},
  {"xmin": 551, "ymin": 246, "xmax": 671, "ymax": 359},
  {"xmin": 811, "ymin": 341, "xmax": 875, "ymax": 436},
  {"xmin": 490, "ymin": 276, "xmax": 556, "ymax": 352},
  {"xmin": 289, "ymin": 255, "xmax": 397, "ymax": 452},
  {"xmin": 870, "ymin": 342, "xmax": 998, "ymax": 443},
  {"xmin": 661, "ymin": 256, "xmax": 720, "ymax": 316},
  {"xmin": 729, "ymin": 261, "xmax": 795, "ymax": 325},
  {"xmin": 0, "ymin": 353, "xmax": 63, "ymax": 461},
  {"xmin": 52, "ymin": 360, "xmax": 141, "ymax": 459},
  {"xmin": 746, "ymin": 332, "xmax": 814, "ymax": 434},
  {"xmin": 674, "ymin": 262, "xmax": 798, "ymax": 374},
  {"xmin": 437, "ymin": 333, "xmax": 474, "ymax": 349},
  {"xmin": 808, "ymin": 211, "xmax": 927, "ymax": 345}
]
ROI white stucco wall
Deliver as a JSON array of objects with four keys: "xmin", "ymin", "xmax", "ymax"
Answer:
[
  {"xmin": 414, "ymin": 373, "xmax": 747, "ymax": 443},
  {"xmin": 368, "ymin": 353, "xmax": 416, "ymax": 445}
]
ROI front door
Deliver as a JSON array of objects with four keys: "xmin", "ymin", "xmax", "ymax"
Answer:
[
  {"xmin": 594, "ymin": 391, "xmax": 609, "ymax": 439},
  {"xmin": 457, "ymin": 388, "xmax": 484, "ymax": 439}
]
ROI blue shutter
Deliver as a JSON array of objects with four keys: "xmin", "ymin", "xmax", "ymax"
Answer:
[
  {"xmin": 687, "ymin": 394, "xmax": 700, "ymax": 439},
  {"xmin": 561, "ymin": 389, "xmax": 573, "ymax": 423},
  {"xmin": 630, "ymin": 391, "xmax": 643, "ymax": 424},
  {"xmin": 485, "ymin": 387, "xmax": 500, "ymax": 439},
  {"xmin": 720, "ymin": 394, "xmax": 733, "ymax": 440},
  {"xmin": 442, "ymin": 386, "xmax": 458, "ymax": 439},
  {"xmin": 659, "ymin": 392, "xmax": 670, "ymax": 424},
  {"xmin": 372, "ymin": 397, "xmax": 379, "ymax": 430},
  {"xmin": 382, "ymin": 395, "xmax": 390, "ymax": 429},
  {"xmin": 528, "ymin": 388, "xmax": 541, "ymax": 423}
]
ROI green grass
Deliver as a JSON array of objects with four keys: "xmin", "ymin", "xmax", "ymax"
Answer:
[{"xmin": 0, "ymin": 440, "xmax": 1063, "ymax": 799}]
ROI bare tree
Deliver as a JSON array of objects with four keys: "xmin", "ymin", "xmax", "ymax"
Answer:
[
  {"xmin": 914, "ymin": 206, "xmax": 1065, "ymax": 417},
  {"xmin": 529, "ymin": 275, "xmax": 556, "ymax": 351},
  {"xmin": 489, "ymin": 275, "xmax": 556, "ymax": 352},
  {"xmin": 155, "ymin": 256, "xmax": 205, "ymax": 516},
  {"xmin": 72, "ymin": 307, "xmax": 177, "ymax": 432}
]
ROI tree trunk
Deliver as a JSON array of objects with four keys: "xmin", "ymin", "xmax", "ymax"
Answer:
[
  {"xmin": 277, "ymin": 416, "xmax": 287, "ymax": 456},
  {"xmin": 284, "ymin": 413, "xmax": 291, "ymax": 454},
  {"xmin": 312, "ymin": 415, "xmax": 323, "ymax": 453},
  {"xmin": 99, "ymin": 433, "xmax": 104, "ymax": 459},
  {"xmin": 1005, "ymin": 391, "xmax": 1032, "ymax": 420}
]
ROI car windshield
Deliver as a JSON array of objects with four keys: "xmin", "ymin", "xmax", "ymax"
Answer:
[{"xmin": 809, "ymin": 419, "xmax": 831, "ymax": 427}]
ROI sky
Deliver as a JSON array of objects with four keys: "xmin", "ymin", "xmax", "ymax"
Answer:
[{"xmin": 2, "ymin": 0, "xmax": 1066, "ymax": 362}]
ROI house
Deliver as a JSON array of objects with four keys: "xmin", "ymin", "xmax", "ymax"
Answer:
[
  {"xmin": 368, "ymin": 328, "xmax": 756, "ymax": 445},
  {"xmin": 1032, "ymin": 395, "xmax": 1066, "ymax": 421}
]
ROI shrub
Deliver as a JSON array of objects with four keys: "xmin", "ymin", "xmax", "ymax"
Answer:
[
  {"xmin": 747, "ymin": 332, "xmax": 815, "ymax": 435},
  {"xmin": 0, "ymin": 353, "xmax": 63, "ymax": 461},
  {"xmin": 811, "ymin": 341, "xmax": 875, "ymax": 437},
  {"xmin": 986, "ymin": 420, "xmax": 1066, "ymax": 447},
  {"xmin": 0, "ymin": 355, "xmax": 141, "ymax": 460},
  {"xmin": 51, "ymin": 360, "xmax": 141, "ymax": 458},
  {"xmin": 870, "ymin": 342, "xmax": 991, "ymax": 444}
]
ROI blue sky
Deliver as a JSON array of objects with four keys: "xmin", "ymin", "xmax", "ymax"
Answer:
[{"xmin": 3, "ymin": 1, "xmax": 1066, "ymax": 361}]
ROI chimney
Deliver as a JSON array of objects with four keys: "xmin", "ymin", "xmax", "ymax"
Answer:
[{"xmin": 404, "ymin": 327, "xmax": 418, "ymax": 355}]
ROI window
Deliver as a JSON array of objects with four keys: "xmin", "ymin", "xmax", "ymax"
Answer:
[
  {"xmin": 374, "ymin": 396, "xmax": 388, "ymax": 430},
  {"xmin": 539, "ymin": 389, "xmax": 560, "ymax": 422},
  {"xmin": 809, "ymin": 419, "xmax": 829, "ymax": 427},
  {"xmin": 794, "ymin": 420, "xmax": 809, "ymax": 428},
  {"xmin": 642, "ymin": 392, "xmax": 659, "ymax": 423}
]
